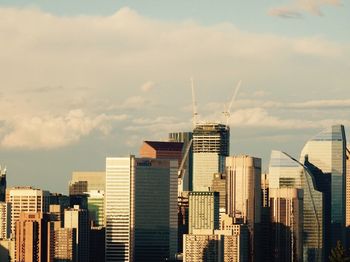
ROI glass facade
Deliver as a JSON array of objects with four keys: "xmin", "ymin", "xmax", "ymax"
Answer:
[
  {"xmin": 269, "ymin": 151, "xmax": 324, "ymax": 261},
  {"xmin": 300, "ymin": 125, "xmax": 346, "ymax": 249}
]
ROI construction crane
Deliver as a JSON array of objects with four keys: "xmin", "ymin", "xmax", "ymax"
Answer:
[
  {"xmin": 223, "ymin": 80, "xmax": 242, "ymax": 126},
  {"xmin": 191, "ymin": 77, "xmax": 199, "ymax": 128}
]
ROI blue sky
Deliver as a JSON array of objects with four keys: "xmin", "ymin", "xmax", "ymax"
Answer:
[{"xmin": 0, "ymin": 0, "xmax": 349, "ymax": 193}]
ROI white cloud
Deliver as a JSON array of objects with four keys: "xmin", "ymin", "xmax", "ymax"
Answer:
[
  {"xmin": 269, "ymin": 0, "xmax": 342, "ymax": 18},
  {"xmin": 140, "ymin": 81, "xmax": 155, "ymax": 92},
  {"xmin": 0, "ymin": 110, "xmax": 127, "ymax": 149}
]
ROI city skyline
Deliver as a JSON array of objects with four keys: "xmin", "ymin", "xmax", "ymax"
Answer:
[{"xmin": 0, "ymin": 1, "xmax": 349, "ymax": 194}]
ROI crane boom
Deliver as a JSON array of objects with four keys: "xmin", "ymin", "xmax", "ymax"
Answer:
[
  {"xmin": 178, "ymin": 138, "xmax": 193, "ymax": 179},
  {"xmin": 224, "ymin": 80, "xmax": 242, "ymax": 126}
]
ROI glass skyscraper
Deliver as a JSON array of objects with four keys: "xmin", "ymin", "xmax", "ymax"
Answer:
[
  {"xmin": 105, "ymin": 156, "xmax": 178, "ymax": 262},
  {"xmin": 269, "ymin": 150, "xmax": 324, "ymax": 261},
  {"xmin": 300, "ymin": 125, "xmax": 346, "ymax": 250},
  {"xmin": 192, "ymin": 123, "xmax": 229, "ymax": 191}
]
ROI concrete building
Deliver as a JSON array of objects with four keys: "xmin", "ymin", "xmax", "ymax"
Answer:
[
  {"xmin": 169, "ymin": 132, "xmax": 193, "ymax": 192},
  {"xmin": 188, "ymin": 192, "xmax": 219, "ymax": 234},
  {"xmin": 64, "ymin": 206, "xmax": 89, "ymax": 262},
  {"xmin": 105, "ymin": 156, "xmax": 178, "ymax": 262},
  {"xmin": 53, "ymin": 228, "xmax": 76, "ymax": 262},
  {"xmin": 192, "ymin": 123, "xmax": 229, "ymax": 192},
  {"xmin": 226, "ymin": 155, "xmax": 261, "ymax": 261},
  {"xmin": 6, "ymin": 187, "xmax": 49, "ymax": 235},
  {"xmin": 69, "ymin": 172, "xmax": 105, "ymax": 196},
  {"xmin": 15, "ymin": 212, "xmax": 50, "ymax": 262},
  {"xmin": 183, "ymin": 227, "xmax": 248, "ymax": 262},
  {"xmin": 0, "ymin": 202, "xmax": 11, "ymax": 239},
  {"xmin": 269, "ymin": 188, "xmax": 303, "ymax": 262},
  {"xmin": 139, "ymin": 141, "xmax": 183, "ymax": 164}
]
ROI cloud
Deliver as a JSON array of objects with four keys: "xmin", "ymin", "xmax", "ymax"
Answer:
[
  {"xmin": 268, "ymin": 0, "xmax": 342, "ymax": 18},
  {"xmin": 0, "ymin": 110, "xmax": 127, "ymax": 149},
  {"xmin": 140, "ymin": 81, "xmax": 155, "ymax": 92}
]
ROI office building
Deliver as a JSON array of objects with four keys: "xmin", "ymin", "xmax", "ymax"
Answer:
[
  {"xmin": 90, "ymin": 227, "xmax": 105, "ymax": 262},
  {"xmin": 269, "ymin": 188, "xmax": 303, "ymax": 262},
  {"xmin": 139, "ymin": 141, "xmax": 183, "ymax": 164},
  {"xmin": 6, "ymin": 187, "xmax": 50, "ymax": 235},
  {"xmin": 0, "ymin": 239, "xmax": 15, "ymax": 262},
  {"xmin": 183, "ymin": 227, "xmax": 248, "ymax": 262},
  {"xmin": 188, "ymin": 192, "xmax": 219, "ymax": 234},
  {"xmin": 69, "ymin": 171, "xmax": 105, "ymax": 196},
  {"xmin": 169, "ymin": 132, "xmax": 193, "ymax": 191},
  {"xmin": 53, "ymin": 228, "xmax": 76, "ymax": 262},
  {"xmin": 0, "ymin": 167, "xmax": 6, "ymax": 202},
  {"xmin": 300, "ymin": 125, "xmax": 347, "ymax": 250},
  {"xmin": 0, "ymin": 202, "xmax": 11, "ymax": 239},
  {"xmin": 178, "ymin": 191, "xmax": 189, "ymax": 253},
  {"xmin": 211, "ymin": 173, "xmax": 226, "ymax": 215},
  {"xmin": 226, "ymin": 155, "xmax": 261, "ymax": 261},
  {"xmin": 15, "ymin": 212, "xmax": 50, "ymax": 262},
  {"xmin": 64, "ymin": 205, "xmax": 89, "ymax": 262},
  {"xmin": 87, "ymin": 190, "xmax": 105, "ymax": 227},
  {"xmin": 269, "ymin": 150, "xmax": 324, "ymax": 261},
  {"xmin": 105, "ymin": 156, "xmax": 178, "ymax": 262},
  {"xmin": 346, "ymin": 147, "xmax": 350, "ymax": 247},
  {"xmin": 193, "ymin": 123, "xmax": 229, "ymax": 191}
]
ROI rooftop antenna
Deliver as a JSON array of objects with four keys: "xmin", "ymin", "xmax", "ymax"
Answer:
[
  {"xmin": 191, "ymin": 77, "xmax": 199, "ymax": 127},
  {"xmin": 223, "ymin": 80, "xmax": 242, "ymax": 126}
]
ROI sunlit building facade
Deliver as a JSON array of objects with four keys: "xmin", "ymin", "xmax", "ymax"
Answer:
[
  {"xmin": 269, "ymin": 150, "xmax": 324, "ymax": 261},
  {"xmin": 300, "ymin": 125, "xmax": 347, "ymax": 249},
  {"xmin": 192, "ymin": 123, "xmax": 229, "ymax": 192},
  {"xmin": 105, "ymin": 156, "xmax": 178, "ymax": 262}
]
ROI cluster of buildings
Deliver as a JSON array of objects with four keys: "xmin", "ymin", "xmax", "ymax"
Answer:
[{"xmin": 0, "ymin": 121, "xmax": 349, "ymax": 262}]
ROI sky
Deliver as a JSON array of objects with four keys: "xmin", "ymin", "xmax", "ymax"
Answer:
[{"xmin": 0, "ymin": 0, "xmax": 349, "ymax": 193}]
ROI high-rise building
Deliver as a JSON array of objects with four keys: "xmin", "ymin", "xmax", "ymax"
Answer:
[
  {"xmin": 169, "ymin": 132, "xmax": 193, "ymax": 192},
  {"xmin": 269, "ymin": 150, "xmax": 324, "ymax": 261},
  {"xmin": 211, "ymin": 173, "xmax": 227, "ymax": 215},
  {"xmin": 192, "ymin": 123, "xmax": 229, "ymax": 191},
  {"xmin": 178, "ymin": 191, "xmax": 189, "ymax": 253},
  {"xmin": 346, "ymin": 147, "xmax": 350, "ymax": 248},
  {"xmin": 269, "ymin": 188, "xmax": 303, "ymax": 262},
  {"xmin": 90, "ymin": 227, "xmax": 105, "ymax": 262},
  {"xmin": 86, "ymin": 190, "xmax": 104, "ymax": 227},
  {"xmin": 6, "ymin": 187, "xmax": 50, "ymax": 235},
  {"xmin": 183, "ymin": 228, "xmax": 249, "ymax": 262},
  {"xmin": 0, "ymin": 167, "xmax": 6, "ymax": 202},
  {"xmin": 226, "ymin": 155, "xmax": 261, "ymax": 261},
  {"xmin": 0, "ymin": 239, "xmax": 15, "ymax": 262},
  {"xmin": 139, "ymin": 141, "xmax": 183, "ymax": 164},
  {"xmin": 188, "ymin": 192, "xmax": 219, "ymax": 234},
  {"xmin": 15, "ymin": 212, "xmax": 50, "ymax": 262},
  {"xmin": 0, "ymin": 202, "xmax": 11, "ymax": 239},
  {"xmin": 69, "ymin": 171, "xmax": 105, "ymax": 196},
  {"xmin": 300, "ymin": 125, "xmax": 346, "ymax": 252},
  {"xmin": 64, "ymin": 205, "xmax": 89, "ymax": 262},
  {"xmin": 53, "ymin": 228, "xmax": 76, "ymax": 262},
  {"xmin": 105, "ymin": 156, "xmax": 178, "ymax": 262}
]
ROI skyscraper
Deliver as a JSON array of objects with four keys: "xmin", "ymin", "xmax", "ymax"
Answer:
[
  {"xmin": 0, "ymin": 202, "xmax": 11, "ymax": 239},
  {"xmin": 300, "ymin": 125, "xmax": 347, "ymax": 249},
  {"xmin": 15, "ymin": 212, "xmax": 50, "ymax": 262},
  {"xmin": 269, "ymin": 150, "xmax": 324, "ymax": 261},
  {"xmin": 0, "ymin": 167, "xmax": 6, "ymax": 202},
  {"xmin": 226, "ymin": 155, "xmax": 261, "ymax": 261},
  {"xmin": 69, "ymin": 171, "xmax": 105, "ymax": 196},
  {"xmin": 64, "ymin": 205, "xmax": 89, "ymax": 262},
  {"xmin": 192, "ymin": 123, "xmax": 229, "ymax": 191},
  {"xmin": 269, "ymin": 188, "xmax": 303, "ymax": 262},
  {"xmin": 6, "ymin": 187, "xmax": 50, "ymax": 235},
  {"xmin": 86, "ymin": 190, "xmax": 105, "ymax": 227},
  {"xmin": 105, "ymin": 156, "xmax": 178, "ymax": 262},
  {"xmin": 188, "ymin": 192, "xmax": 219, "ymax": 234},
  {"xmin": 169, "ymin": 132, "xmax": 193, "ymax": 192},
  {"xmin": 211, "ymin": 173, "xmax": 227, "ymax": 215}
]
